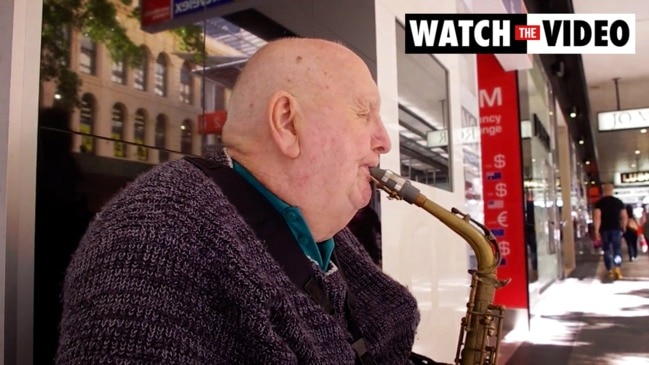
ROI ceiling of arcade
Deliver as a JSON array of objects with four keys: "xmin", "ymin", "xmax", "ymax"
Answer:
[{"xmin": 573, "ymin": 0, "xmax": 649, "ymax": 204}]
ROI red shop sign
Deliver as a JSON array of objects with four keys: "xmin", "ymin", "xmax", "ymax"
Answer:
[
  {"xmin": 198, "ymin": 110, "xmax": 227, "ymax": 135},
  {"xmin": 141, "ymin": 0, "xmax": 172, "ymax": 27},
  {"xmin": 478, "ymin": 54, "xmax": 528, "ymax": 310}
]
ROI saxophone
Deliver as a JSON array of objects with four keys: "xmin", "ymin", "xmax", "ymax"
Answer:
[{"xmin": 370, "ymin": 168, "xmax": 511, "ymax": 365}]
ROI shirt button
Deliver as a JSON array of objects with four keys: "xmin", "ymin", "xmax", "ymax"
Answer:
[{"xmin": 286, "ymin": 211, "xmax": 298, "ymax": 221}]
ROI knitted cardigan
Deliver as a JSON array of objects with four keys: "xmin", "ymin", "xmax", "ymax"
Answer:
[{"xmin": 56, "ymin": 150, "xmax": 420, "ymax": 364}]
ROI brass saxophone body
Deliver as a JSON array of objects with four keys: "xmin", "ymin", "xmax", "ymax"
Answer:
[{"xmin": 370, "ymin": 168, "xmax": 510, "ymax": 365}]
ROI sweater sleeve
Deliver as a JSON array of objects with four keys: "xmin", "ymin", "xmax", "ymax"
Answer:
[{"xmin": 56, "ymin": 161, "xmax": 298, "ymax": 365}]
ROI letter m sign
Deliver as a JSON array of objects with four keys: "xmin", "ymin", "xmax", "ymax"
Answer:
[{"xmin": 479, "ymin": 87, "xmax": 502, "ymax": 108}]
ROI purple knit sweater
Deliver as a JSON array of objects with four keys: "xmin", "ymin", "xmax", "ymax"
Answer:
[{"xmin": 56, "ymin": 150, "xmax": 420, "ymax": 364}]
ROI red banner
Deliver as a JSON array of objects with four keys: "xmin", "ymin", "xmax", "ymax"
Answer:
[
  {"xmin": 198, "ymin": 110, "xmax": 227, "ymax": 135},
  {"xmin": 141, "ymin": 0, "xmax": 172, "ymax": 27},
  {"xmin": 478, "ymin": 54, "xmax": 528, "ymax": 309}
]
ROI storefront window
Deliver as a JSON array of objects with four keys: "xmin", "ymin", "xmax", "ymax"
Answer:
[
  {"xmin": 519, "ymin": 57, "xmax": 560, "ymax": 293},
  {"xmin": 395, "ymin": 21, "xmax": 452, "ymax": 191}
]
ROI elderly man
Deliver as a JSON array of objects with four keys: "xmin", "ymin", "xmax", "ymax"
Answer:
[{"xmin": 56, "ymin": 38, "xmax": 420, "ymax": 364}]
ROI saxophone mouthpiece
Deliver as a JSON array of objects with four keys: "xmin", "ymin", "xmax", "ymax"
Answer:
[
  {"xmin": 369, "ymin": 167, "xmax": 421, "ymax": 204},
  {"xmin": 369, "ymin": 167, "xmax": 387, "ymax": 181}
]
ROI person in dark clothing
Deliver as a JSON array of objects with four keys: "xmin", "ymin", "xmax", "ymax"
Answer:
[
  {"xmin": 347, "ymin": 204, "xmax": 382, "ymax": 266},
  {"xmin": 623, "ymin": 205, "xmax": 640, "ymax": 261},
  {"xmin": 34, "ymin": 107, "xmax": 91, "ymax": 364},
  {"xmin": 593, "ymin": 183, "xmax": 627, "ymax": 280},
  {"xmin": 56, "ymin": 38, "xmax": 421, "ymax": 365}
]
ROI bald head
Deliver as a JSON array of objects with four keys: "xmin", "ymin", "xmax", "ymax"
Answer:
[
  {"xmin": 602, "ymin": 183, "xmax": 615, "ymax": 196},
  {"xmin": 219, "ymin": 38, "xmax": 389, "ymax": 241},
  {"xmin": 221, "ymin": 38, "xmax": 371, "ymax": 154}
]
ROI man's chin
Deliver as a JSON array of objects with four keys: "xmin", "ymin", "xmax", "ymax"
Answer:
[{"xmin": 357, "ymin": 190, "xmax": 373, "ymax": 208}]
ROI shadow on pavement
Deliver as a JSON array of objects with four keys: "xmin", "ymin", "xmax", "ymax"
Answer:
[{"xmin": 503, "ymin": 249, "xmax": 649, "ymax": 365}]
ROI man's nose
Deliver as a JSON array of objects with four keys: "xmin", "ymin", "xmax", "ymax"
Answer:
[{"xmin": 372, "ymin": 117, "xmax": 392, "ymax": 154}]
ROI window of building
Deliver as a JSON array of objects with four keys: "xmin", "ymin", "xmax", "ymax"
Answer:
[
  {"xmin": 396, "ymin": 21, "xmax": 452, "ymax": 191},
  {"xmin": 79, "ymin": 93, "xmax": 95, "ymax": 153},
  {"xmin": 112, "ymin": 103, "xmax": 127, "ymax": 158},
  {"xmin": 60, "ymin": 26, "xmax": 72, "ymax": 68},
  {"xmin": 111, "ymin": 59, "xmax": 127, "ymax": 85},
  {"xmin": 79, "ymin": 35, "xmax": 97, "ymax": 75},
  {"xmin": 180, "ymin": 120, "xmax": 193, "ymax": 154},
  {"xmin": 155, "ymin": 114, "xmax": 169, "ymax": 162},
  {"xmin": 133, "ymin": 46, "xmax": 149, "ymax": 91},
  {"xmin": 180, "ymin": 61, "xmax": 193, "ymax": 104},
  {"xmin": 135, "ymin": 109, "xmax": 148, "ymax": 161},
  {"xmin": 155, "ymin": 53, "xmax": 168, "ymax": 97}
]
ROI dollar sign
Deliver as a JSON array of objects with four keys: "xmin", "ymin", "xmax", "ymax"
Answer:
[
  {"xmin": 499, "ymin": 241, "xmax": 511, "ymax": 256},
  {"xmin": 496, "ymin": 183, "xmax": 507, "ymax": 197},
  {"xmin": 494, "ymin": 154, "xmax": 506, "ymax": 168}
]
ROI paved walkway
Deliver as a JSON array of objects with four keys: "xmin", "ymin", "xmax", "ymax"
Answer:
[{"xmin": 499, "ymin": 246, "xmax": 649, "ymax": 365}]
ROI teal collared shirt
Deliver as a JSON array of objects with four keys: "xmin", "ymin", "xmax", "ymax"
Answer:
[{"xmin": 232, "ymin": 161, "xmax": 334, "ymax": 271}]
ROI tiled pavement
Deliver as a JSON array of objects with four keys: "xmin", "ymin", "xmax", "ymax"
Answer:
[{"xmin": 498, "ymin": 246, "xmax": 649, "ymax": 365}]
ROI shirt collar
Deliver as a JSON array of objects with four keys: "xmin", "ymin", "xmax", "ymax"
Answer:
[{"xmin": 231, "ymin": 160, "xmax": 334, "ymax": 271}]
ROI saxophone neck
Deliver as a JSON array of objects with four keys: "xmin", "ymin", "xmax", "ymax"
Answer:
[{"xmin": 370, "ymin": 167, "xmax": 502, "ymax": 273}]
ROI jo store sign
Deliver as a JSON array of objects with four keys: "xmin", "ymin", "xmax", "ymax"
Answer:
[{"xmin": 598, "ymin": 107, "xmax": 649, "ymax": 131}]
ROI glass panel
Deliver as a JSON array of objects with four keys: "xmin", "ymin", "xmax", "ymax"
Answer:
[
  {"xmin": 111, "ymin": 60, "xmax": 126, "ymax": 85},
  {"xmin": 203, "ymin": 17, "xmax": 267, "ymax": 57},
  {"xmin": 36, "ymin": 5, "xmax": 287, "ymax": 362},
  {"xmin": 38, "ymin": 129, "xmax": 189, "ymax": 216},
  {"xmin": 395, "ymin": 22, "xmax": 452, "ymax": 191},
  {"xmin": 519, "ymin": 57, "xmax": 560, "ymax": 290}
]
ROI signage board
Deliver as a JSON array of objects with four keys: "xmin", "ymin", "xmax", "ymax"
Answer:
[
  {"xmin": 141, "ymin": 0, "xmax": 236, "ymax": 27},
  {"xmin": 598, "ymin": 107, "xmax": 649, "ymax": 131},
  {"xmin": 142, "ymin": 0, "xmax": 173, "ymax": 27},
  {"xmin": 617, "ymin": 170, "xmax": 649, "ymax": 185},
  {"xmin": 427, "ymin": 127, "xmax": 480, "ymax": 147},
  {"xmin": 478, "ymin": 54, "xmax": 527, "ymax": 310},
  {"xmin": 198, "ymin": 110, "xmax": 227, "ymax": 135}
]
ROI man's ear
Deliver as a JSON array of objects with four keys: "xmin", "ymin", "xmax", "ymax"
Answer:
[{"xmin": 267, "ymin": 90, "xmax": 300, "ymax": 158}]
